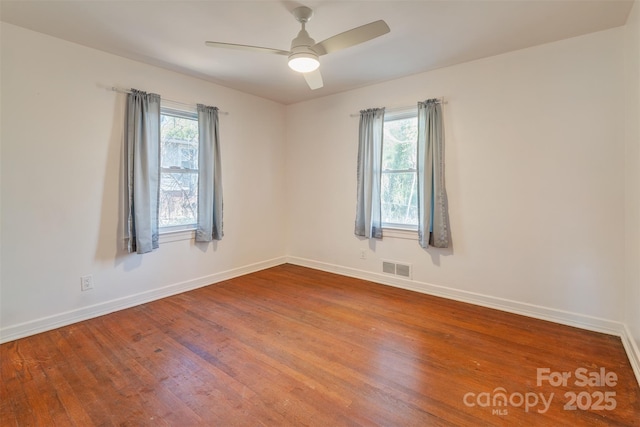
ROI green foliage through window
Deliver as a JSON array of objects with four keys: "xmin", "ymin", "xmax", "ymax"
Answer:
[{"xmin": 381, "ymin": 115, "xmax": 418, "ymax": 227}]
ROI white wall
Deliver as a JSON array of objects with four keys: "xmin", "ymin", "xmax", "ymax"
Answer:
[
  {"xmin": 0, "ymin": 23, "xmax": 287, "ymax": 339},
  {"xmin": 625, "ymin": 0, "xmax": 640, "ymax": 350},
  {"xmin": 286, "ymin": 28, "xmax": 626, "ymax": 323}
]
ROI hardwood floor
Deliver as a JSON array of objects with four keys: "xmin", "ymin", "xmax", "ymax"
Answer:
[{"xmin": 2, "ymin": 264, "xmax": 639, "ymax": 426}]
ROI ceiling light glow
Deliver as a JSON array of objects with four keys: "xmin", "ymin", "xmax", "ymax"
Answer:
[{"xmin": 288, "ymin": 52, "xmax": 320, "ymax": 73}]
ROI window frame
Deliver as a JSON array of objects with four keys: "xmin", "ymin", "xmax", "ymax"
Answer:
[
  {"xmin": 159, "ymin": 106, "xmax": 199, "ymax": 235},
  {"xmin": 381, "ymin": 108, "xmax": 419, "ymax": 232}
]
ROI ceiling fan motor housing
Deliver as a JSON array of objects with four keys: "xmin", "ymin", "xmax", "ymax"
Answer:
[
  {"xmin": 288, "ymin": 24, "xmax": 320, "ymax": 72},
  {"xmin": 289, "ymin": 6, "xmax": 319, "ymax": 57},
  {"xmin": 291, "ymin": 28, "xmax": 316, "ymax": 51}
]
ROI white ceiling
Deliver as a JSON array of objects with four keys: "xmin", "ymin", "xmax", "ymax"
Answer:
[{"xmin": 1, "ymin": 0, "xmax": 634, "ymax": 105}]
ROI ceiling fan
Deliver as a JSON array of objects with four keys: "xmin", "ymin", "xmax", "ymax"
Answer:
[{"xmin": 205, "ymin": 6, "xmax": 390, "ymax": 90}]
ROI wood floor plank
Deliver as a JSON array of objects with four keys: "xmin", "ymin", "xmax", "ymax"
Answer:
[
  {"xmin": 1, "ymin": 264, "xmax": 639, "ymax": 426},
  {"xmin": 84, "ymin": 315, "xmax": 204, "ymax": 425},
  {"xmin": 55, "ymin": 324, "xmax": 148, "ymax": 425},
  {"xmin": 122, "ymin": 305, "xmax": 284, "ymax": 426},
  {"xmin": 26, "ymin": 332, "xmax": 95, "ymax": 426}
]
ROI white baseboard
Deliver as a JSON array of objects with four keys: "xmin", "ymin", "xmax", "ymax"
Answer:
[
  {"xmin": 286, "ymin": 256, "xmax": 640, "ymax": 387},
  {"xmin": 620, "ymin": 324, "xmax": 640, "ymax": 387},
  {"xmin": 0, "ymin": 256, "xmax": 287, "ymax": 344}
]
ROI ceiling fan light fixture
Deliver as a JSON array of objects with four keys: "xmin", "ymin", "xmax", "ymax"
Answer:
[
  {"xmin": 288, "ymin": 52, "xmax": 320, "ymax": 73},
  {"xmin": 205, "ymin": 5, "xmax": 390, "ymax": 91}
]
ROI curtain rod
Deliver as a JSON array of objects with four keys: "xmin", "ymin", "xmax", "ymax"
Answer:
[
  {"xmin": 349, "ymin": 97, "xmax": 446, "ymax": 117},
  {"xmin": 110, "ymin": 87, "xmax": 229, "ymax": 115}
]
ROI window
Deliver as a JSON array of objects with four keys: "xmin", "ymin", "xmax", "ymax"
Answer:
[
  {"xmin": 159, "ymin": 108, "xmax": 199, "ymax": 232},
  {"xmin": 381, "ymin": 110, "xmax": 418, "ymax": 229}
]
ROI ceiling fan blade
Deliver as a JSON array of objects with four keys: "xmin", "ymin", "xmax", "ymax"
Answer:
[
  {"xmin": 312, "ymin": 20, "xmax": 390, "ymax": 56},
  {"xmin": 303, "ymin": 69, "xmax": 323, "ymax": 90},
  {"xmin": 205, "ymin": 41, "xmax": 289, "ymax": 56}
]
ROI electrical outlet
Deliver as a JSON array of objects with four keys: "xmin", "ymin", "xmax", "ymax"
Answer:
[
  {"xmin": 80, "ymin": 275, "xmax": 94, "ymax": 291},
  {"xmin": 360, "ymin": 249, "xmax": 367, "ymax": 259}
]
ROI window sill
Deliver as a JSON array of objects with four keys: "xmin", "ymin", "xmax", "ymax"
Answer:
[
  {"xmin": 382, "ymin": 227, "xmax": 418, "ymax": 240},
  {"xmin": 159, "ymin": 228, "xmax": 195, "ymax": 243}
]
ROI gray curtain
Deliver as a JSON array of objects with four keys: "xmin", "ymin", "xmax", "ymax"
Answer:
[
  {"xmin": 355, "ymin": 108, "xmax": 385, "ymax": 239},
  {"xmin": 196, "ymin": 104, "xmax": 223, "ymax": 242},
  {"xmin": 125, "ymin": 89, "xmax": 161, "ymax": 254},
  {"xmin": 417, "ymin": 99, "xmax": 450, "ymax": 248}
]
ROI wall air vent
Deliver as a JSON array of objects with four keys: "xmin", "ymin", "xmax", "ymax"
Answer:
[
  {"xmin": 382, "ymin": 260, "xmax": 412, "ymax": 279},
  {"xmin": 382, "ymin": 261, "xmax": 396, "ymax": 274},
  {"xmin": 396, "ymin": 263, "xmax": 411, "ymax": 278}
]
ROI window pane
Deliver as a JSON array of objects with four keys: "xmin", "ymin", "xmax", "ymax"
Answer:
[
  {"xmin": 160, "ymin": 111, "xmax": 198, "ymax": 229},
  {"xmin": 382, "ymin": 117, "xmax": 417, "ymax": 171},
  {"xmin": 159, "ymin": 172, "xmax": 198, "ymax": 227},
  {"xmin": 381, "ymin": 115, "xmax": 418, "ymax": 227},
  {"xmin": 160, "ymin": 114, "xmax": 198, "ymax": 169},
  {"xmin": 381, "ymin": 172, "xmax": 418, "ymax": 226}
]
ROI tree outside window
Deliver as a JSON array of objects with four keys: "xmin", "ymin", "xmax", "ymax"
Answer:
[{"xmin": 381, "ymin": 112, "xmax": 418, "ymax": 228}]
